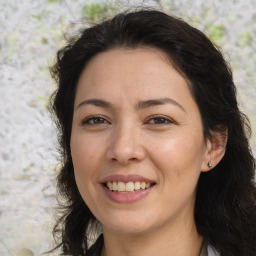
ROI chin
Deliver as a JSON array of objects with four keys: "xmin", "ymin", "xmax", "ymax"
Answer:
[
  {"xmin": 101, "ymin": 215, "xmax": 152, "ymax": 235},
  {"xmin": 104, "ymin": 224, "xmax": 150, "ymax": 235}
]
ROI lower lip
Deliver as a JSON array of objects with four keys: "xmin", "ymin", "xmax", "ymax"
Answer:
[{"xmin": 101, "ymin": 184, "xmax": 154, "ymax": 204}]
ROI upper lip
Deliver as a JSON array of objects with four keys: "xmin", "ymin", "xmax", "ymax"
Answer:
[{"xmin": 101, "ymin": 174, "xmax": 155, "ymax": 184}]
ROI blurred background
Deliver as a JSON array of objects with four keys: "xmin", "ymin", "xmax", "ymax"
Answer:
[{"xmin": 0, "ymin": 0, "xmax": 255, "ymax": 255}]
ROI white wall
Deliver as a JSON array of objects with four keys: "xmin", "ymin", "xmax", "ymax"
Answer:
[{"xmin": 0, "ymin": 0, "xmax": 255, "ymax": 255}]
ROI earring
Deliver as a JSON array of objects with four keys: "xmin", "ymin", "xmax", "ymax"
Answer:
[{"xmin": 207, "ymin": 161, "xmax": 212, "ymax": 168}]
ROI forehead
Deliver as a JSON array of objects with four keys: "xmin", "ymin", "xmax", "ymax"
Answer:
[
  {"xmin": 75, "ymin": 47, "xmax": 194, "ymax": 109},
  {"xmin": 80, "ymin": 47, "xmax": 171, "ymax": 77}
]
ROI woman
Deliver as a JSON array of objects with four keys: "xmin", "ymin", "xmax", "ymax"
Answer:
[{"xmin": 49, "ymin": 9, "xmax": 256, "ymax": 256}]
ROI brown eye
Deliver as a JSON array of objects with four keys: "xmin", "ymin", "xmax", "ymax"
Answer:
[
  {"xmin": 82, "ymin": 116, "xmax": 109, "ymax": 125},
  {"xmin": 147, "ymin": 116, "xmax": 173, "ymax": 125}
]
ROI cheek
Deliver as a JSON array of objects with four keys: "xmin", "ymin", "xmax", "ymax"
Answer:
[
  {"xmin": 70, "ymin": 136, "xmax": 101, "ymax": 205},
  {"xmin": 70, "ymin": 134, "xmax": 102, "ymax": 193},
  {"xmin": 71, "ymin": 134, "xmax": 101, "ymax": 168},
  {"xmin": 148, "ymin": 132, "xmax": 206, "ymax": 179}
]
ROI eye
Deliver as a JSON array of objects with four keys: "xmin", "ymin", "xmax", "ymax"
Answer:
[
  {"xmin": 81, "ymin": 115, "xmax": 109, "ymax": 126},
  {"xmin": 146, "ymin": 115, "xmax": 173, "ymax": 125}
]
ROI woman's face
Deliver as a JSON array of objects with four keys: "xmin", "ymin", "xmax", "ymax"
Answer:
[{"xmin": 71, "ymin": 48, "xmax": 210, "ymax": 235}]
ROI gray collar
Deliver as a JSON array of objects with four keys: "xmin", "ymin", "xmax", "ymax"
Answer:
[
  {"xmin": 199, "ymin": 241, "xmax": 220, "ymax": 256},
  {"xmin": 207, "ymin": 245, "xmax": 220, "ymax": 256},
  {"xmin": 199, "ymin": 240, "xmax": 208, "ymax": 256}
]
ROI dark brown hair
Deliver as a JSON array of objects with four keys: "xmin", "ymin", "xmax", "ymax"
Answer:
[{"xmin": 50, "ymin": 9, "xmax": 256, "ymax": 256}]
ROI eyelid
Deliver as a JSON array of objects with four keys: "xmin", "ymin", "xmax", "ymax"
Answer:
[
  {"xmin": 80, "ymin": 115, "xmax": 110, "ymax": 126},
  {"xmin": 145, "ymin": 115, "xmax": 175, "ymax": 125}
]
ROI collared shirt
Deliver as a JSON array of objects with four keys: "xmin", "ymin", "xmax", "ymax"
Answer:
[
  {"xmin": 200, "ymin": 240, "xmax": 220, "ymax": 256},
  {"xmin": 88, "ymin": 234, "xmax": 220, "ymax": 256}
]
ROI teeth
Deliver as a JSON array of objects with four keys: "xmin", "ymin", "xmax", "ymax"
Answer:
[
  {"xmin": 117, "ymin": 182, "xmax": 125, "ymax": 192},
  {"xmin": 134, "ymin": 181, "xmax": 140, "ymax": 190},
  {"xmin": 126, "ymin": 182, "xmax": 134, "ymax": 192},
  {"xmin": 105, "ymin": 181, "xmax": 153, "ymax": 192},
  {"xmin": 113, "ymin": 181, "xmax": 118, "ymax": 191},
  {"xmin": 107, "ymin": 182, "xmax": 113, "ymax": 190}
]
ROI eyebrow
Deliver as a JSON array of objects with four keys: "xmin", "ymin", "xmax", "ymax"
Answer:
[
  {"xmin": 134, "ymin": 97, "xmax": 186, "ymax": 112},
  {"xmin": 76, "ymin": 99, "xmax": 113, "ymax": 110},
  {"xmin": 76, "ymin": 97, "xmax": 186, "ymax": 112}
]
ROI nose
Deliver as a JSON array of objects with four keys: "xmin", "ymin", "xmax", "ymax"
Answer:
[{"xmin": 106, "ymin": 124, "xmax": 146, "ymax": 165}]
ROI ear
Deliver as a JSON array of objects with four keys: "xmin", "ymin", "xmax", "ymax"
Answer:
[{"xmin": 201, "ymin": 129, "xmax": 228, "ymax": 172}]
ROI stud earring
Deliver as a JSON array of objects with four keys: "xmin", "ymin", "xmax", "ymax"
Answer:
[{"xmin": 207, "ymin": 161, "xmax": 212, "ymax": 168}]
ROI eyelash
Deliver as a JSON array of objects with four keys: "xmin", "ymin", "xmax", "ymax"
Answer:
[
  {"xmin": 80, "ymin": 115, "xmax": 110, "ymax": 126},
  {"xmin": 80, "ymin": 115, "xmax": 173, "ymax": 126},
  {"xmin": 145, "ymin": 115, "xmax": 173, "ymax": 125}
]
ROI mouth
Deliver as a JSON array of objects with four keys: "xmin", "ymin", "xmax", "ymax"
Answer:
[
  {"xmin": 104, "ymin": 181, "xmax": 156, "ymax": 193},
  {"xmin": 101, "ymin": 175, "xmax": 156, "ymax": 203}
]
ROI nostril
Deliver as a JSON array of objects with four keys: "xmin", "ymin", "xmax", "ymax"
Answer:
[
  {"xmin": 107, "ymin": 144, "xmax": 146, "ymax": 164},
  {"xmin": 110, "ymin": 157, "xmax": 138, "ymax": 164}
]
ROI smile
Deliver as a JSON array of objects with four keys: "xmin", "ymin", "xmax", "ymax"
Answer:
[
  {"xmin": 105, "ymin": 181, "xmax": 155, "ymax": 192},
  {"xmin": 101, "ymin": 174, "xmax": 156, "ymax": 203}
]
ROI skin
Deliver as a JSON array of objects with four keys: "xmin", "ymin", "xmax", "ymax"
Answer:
[{"xmin": 70, "ymin": 47, "xmax": 226, "ymax": 256}]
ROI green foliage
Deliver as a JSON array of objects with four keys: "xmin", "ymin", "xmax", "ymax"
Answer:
[
  {"xmin": 82, "ymin": 2, "xmax": 118, "ymax": 22},
  {"xmin": 48, "ymin": 0, "xmax": 62, "ymax": 3},
  {"xmin": 206, "ymin": 23, "xmax": 225, "ymax": 44},
  {"xmin": 32, "ymin": 10, "xmax": 47, "ymax": 21},
  {"xmin": 238, "ymin": 33, "xmax": 252, "ymax": 48}
]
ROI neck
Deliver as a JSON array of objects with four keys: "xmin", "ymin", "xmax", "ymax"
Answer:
[{"xmin": 101, "ymin": 216, "xmax": 203, "ymax": 256}]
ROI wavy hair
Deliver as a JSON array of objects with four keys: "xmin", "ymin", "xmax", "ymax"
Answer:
[{"xmin": 49, "ymin": 9, "xmax": 256, "ymax": 256}]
